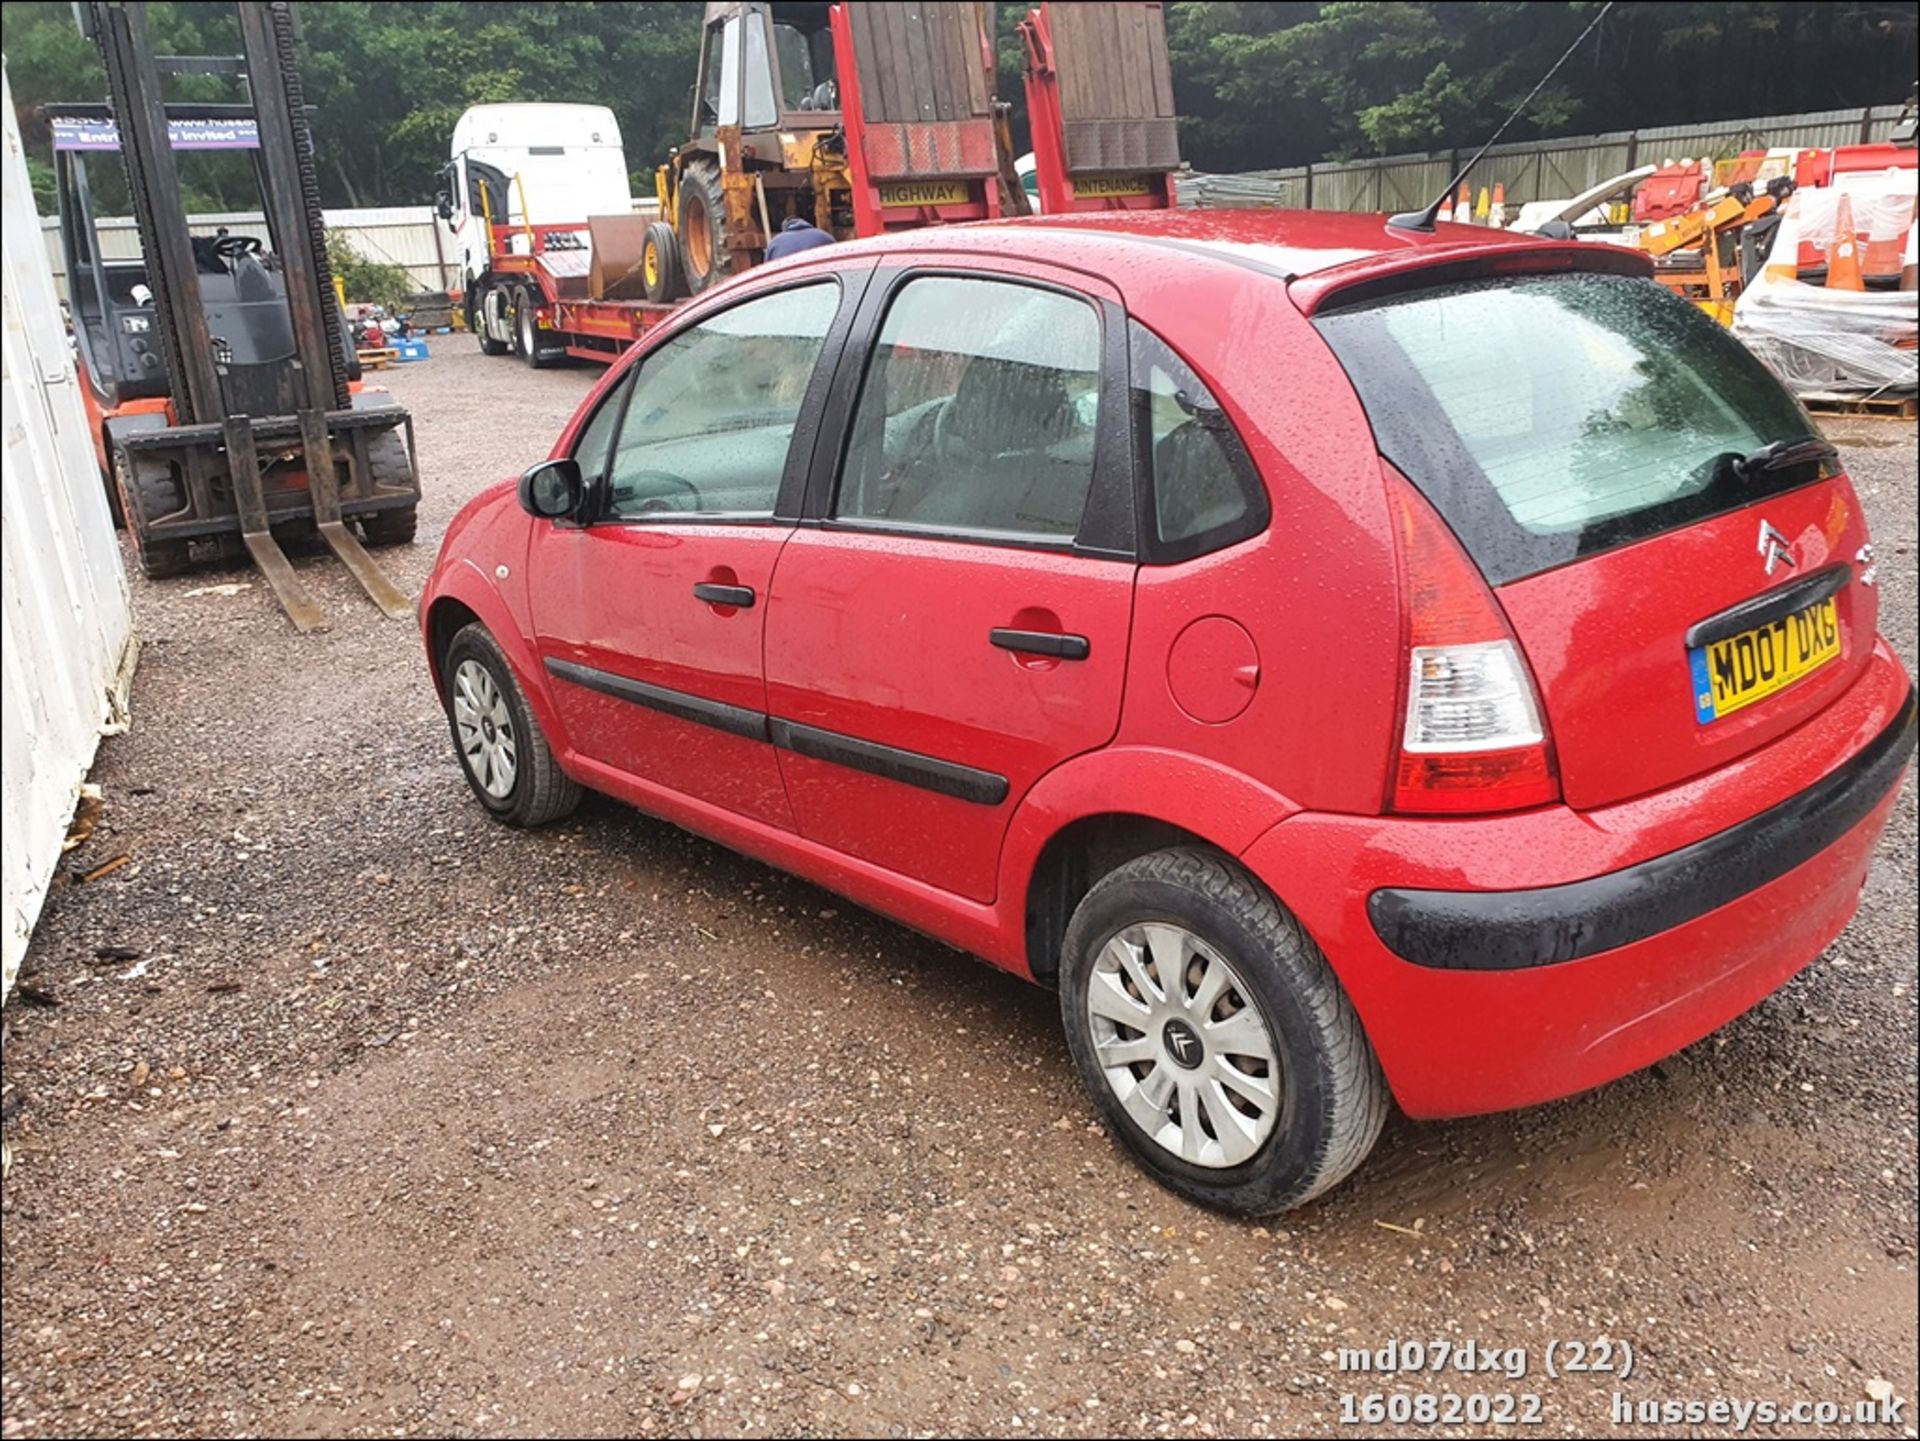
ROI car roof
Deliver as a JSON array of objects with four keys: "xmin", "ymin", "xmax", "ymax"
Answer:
[{"xmin": 784, "ymin": 207, "xmax": 1647, "ymax": 313}]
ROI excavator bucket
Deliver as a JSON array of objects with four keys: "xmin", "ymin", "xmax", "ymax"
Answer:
[
  {"xmin": 830, "ymin": 1, "xmax": 1002, "ymax": 236},
  {"xmin": 1020, "ymin": 1, "xmax": 1180, "ymax": 215}
]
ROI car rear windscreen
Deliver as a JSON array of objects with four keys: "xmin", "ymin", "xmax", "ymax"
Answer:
[{"xmin": 1314, "ymin": 273, "xmax": 1825, "ymax": 585}]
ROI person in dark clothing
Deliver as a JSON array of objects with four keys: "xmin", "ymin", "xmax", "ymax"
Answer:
[{"xmin": 765, "ymin": 216, "xmax": 835, "ymax": 262}]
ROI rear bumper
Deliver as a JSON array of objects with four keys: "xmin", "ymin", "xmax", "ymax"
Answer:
[{"xmin": 1240, "ymin": 640, "xmax": 1915, "ymax": 1119}]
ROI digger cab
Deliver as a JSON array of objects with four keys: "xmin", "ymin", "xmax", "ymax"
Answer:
[{"xmin": 690, "ymin": 2, "xmax": 843, "ymax": 147}]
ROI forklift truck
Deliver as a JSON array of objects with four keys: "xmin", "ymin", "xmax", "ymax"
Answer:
[{"xmin": 50, "ymin": 0, "xmax": 419, "ymax": 632}]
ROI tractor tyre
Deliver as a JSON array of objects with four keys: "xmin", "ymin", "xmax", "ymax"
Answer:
[
  {"xmin": 643, "ymin": 221, "xmax": 685, "ymax": 303},
  {"xmin": 677, "ymin": 159, "xmax": 729, "ymax": 296}
]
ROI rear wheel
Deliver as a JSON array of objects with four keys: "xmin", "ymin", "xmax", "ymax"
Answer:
[
  {"xmin": 516, "ymin": 286, "xmax": 559, "ymax": 368},
  {"xmin": 1058, "ymin": 847, "xmax": 1388, "ymax": 1215},
  {"xmin": 676, "ymin": 159, "xmax": 728, "ymax": 296},
  {"xmin": 441, "ymin": 623, "xmax": 580, "ymax": 827},
  {"xmin": 114, "ymin": 449, "xmax": 192, "ymax": 579}
]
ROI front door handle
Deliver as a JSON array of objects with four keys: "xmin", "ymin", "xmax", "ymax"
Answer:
[
  {"xmin": 991, "ymin": 627, "xmax": 1090, "ymax": 661},
  {"xmin": 693, "ymin": 582, "xmax": 755, "ymax": 608}
]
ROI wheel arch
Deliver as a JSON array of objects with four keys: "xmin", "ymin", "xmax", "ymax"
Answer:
[
  {"xmin": 421, "ymin": 566, "xmax": 568, "ymax": 752},
  {"xmin": 1003, "ymin": 749, "xmax": 1303, "ymax": 985}
]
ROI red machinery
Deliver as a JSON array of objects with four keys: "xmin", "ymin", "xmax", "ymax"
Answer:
[{"xmin": 1019, "ymin": 1, "xmax": 1180, "ymax": 215}]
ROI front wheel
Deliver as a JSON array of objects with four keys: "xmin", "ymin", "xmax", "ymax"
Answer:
[
  {"xmin": 474, "ymin": 286, "xmax": 510, "ymax": 356},
  {"xmin": 441, "ymin": 623, "xmax": 580, "ymax": 827},
  {"xmin": 1058, "ymin": 847, "xmax": 1388, "ymax": 1215}
]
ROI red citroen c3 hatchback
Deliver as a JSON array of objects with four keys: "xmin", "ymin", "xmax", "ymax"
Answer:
[{"xmin": 420, "ymin": 210, "xmax": 1915, "ymax": 1215}]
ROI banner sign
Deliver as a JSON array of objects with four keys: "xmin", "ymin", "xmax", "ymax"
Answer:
[{"xmin": 52, "ymin": 116, "xmax": 260, "ymax": 152}]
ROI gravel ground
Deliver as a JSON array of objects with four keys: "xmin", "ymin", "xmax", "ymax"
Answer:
[{"xmin": 2, "ymin": 345, "xmax": 1915, "ymax": 1439}]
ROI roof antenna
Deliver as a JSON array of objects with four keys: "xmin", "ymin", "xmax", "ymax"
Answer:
[{"xmin": 1388, "ymin": 1, "xmax": 1614, "ymax": 232}]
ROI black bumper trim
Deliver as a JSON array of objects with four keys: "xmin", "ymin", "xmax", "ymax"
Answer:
[{"xmin": 1369, "ymin": 684, "xmax": 1917, "ymax": 971}]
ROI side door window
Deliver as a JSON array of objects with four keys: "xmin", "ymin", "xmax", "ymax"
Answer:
[
  {"xmin": 1129, "ymin": 320, "xmax": 1268, "ymax": 561},
  {"xmin": 834, "ymin": 275, "xmax": 1103, "ymax": 542},
  {"xmin": 601, "ymin": 282, "xmax": 840, "ymax": 519},
  {"xmin": 696, "ymin": 20, "xmax": 728, "ymax": 130},
  {"xmin": 568, "ymin": 371, "xmax": 630, "ymax": 488}
]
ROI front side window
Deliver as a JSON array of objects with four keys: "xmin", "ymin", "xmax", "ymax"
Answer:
[
  {"xmin": 699, "ymin": 20, "xmax": 728, "ymax": 126},
  {"xmin": 603, "ymin": 282, "xmax": 839, "ymax": 519},
  {"xmin": 835, "ymin": 276, "xmax": 1102, "ymax": 540},
  {"xmin": 569, "ymin": 372, "xmax": 631, "ymax": 484},
  {"xmin": 1130, "ymin": 321, "xmax": 1267, "ymax": 558}
]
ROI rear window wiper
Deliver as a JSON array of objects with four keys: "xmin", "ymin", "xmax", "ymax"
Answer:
[{"xmin": 1735, "ymin": 437, "xmax": 1838, "ymax": 478}]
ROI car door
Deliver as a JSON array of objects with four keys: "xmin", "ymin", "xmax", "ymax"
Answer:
[
  {"xmin": 763, "ymin": 263, "xmax": 1138, "ymax": 902},
  {"xmin": 526, "ymin": 271, "xmax": 864, "ymax": 830}
]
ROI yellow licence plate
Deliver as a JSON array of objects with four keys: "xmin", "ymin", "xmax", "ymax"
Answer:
[
  {"xmin": 1690, "ymin": 597, "xmax": 1839, "ymax": 724},
  {"xmin": 1074, "ymin": 173, "xmax": 1153, "ymax": 199},
  {"xmin": 878, "ymin": 179, "xmax": 971, "ymax": 208}
]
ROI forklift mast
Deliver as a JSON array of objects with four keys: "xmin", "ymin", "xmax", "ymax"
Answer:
[
  {"xmin": 79, "ymin": 0, "xmax": 352, "ymax": 423},
  {"xmin": 71, "ymin": 0, "xmax": 417, "ymax": 632}
]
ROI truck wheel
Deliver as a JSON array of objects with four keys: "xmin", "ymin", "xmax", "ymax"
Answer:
[
  {"xmin": 1058, "ymin": 847, "xmax": 1389, "ymax": 1215},
  {"xmin": 474, "ymin": 286, "xmax": 510, "ymax": 356},
  {"xmin": 516, "ymin": 286, "xmax": 559, "ymax": 369},
  {"xmin": 442, "ymin": 622, "xmax": 581, "ymax": 827},
  {"xmin": 114, "ymin": 449, "xmax": 192, "ymax": 579},
  {"xmin": 643, "ymin": 221, "xmax": 684, "ymax": 303},
  {"xmin": 677, "ymin": 159, "xmax": 729, "ymax": 295}
]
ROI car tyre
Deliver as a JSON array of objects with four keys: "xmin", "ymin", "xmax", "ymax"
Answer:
[
  {"xmin": 643, "ymin": 220, "xmax": 684, "ymax": 303},
  {"xmin": 442, "ymin": 623, "xmax": 581, "ymax": 827},
  {"xmin": 1058, "ymin": 847, "xmax": 1388, "ymax": 1214}
]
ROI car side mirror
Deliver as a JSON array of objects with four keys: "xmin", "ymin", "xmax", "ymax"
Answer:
[
  {"xmin": 518, "ymin": 458, "xmax": 584, "ymax": 520},
  {"xmin": 435, "ymin": 190, "xmax": 454, "ymax": 223}
]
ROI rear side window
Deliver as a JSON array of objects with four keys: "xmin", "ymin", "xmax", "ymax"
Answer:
[
  {"xmin": 835, "ymin": 276, "xmax": 1102, "ymax": 540},
  {"xmin": 1130, "ymin": 320, "xmax": 1267, "ymax": 560},
  {"xmin": 1315, "ymin": 273, "xmax": 1821, "ymax": 585}
]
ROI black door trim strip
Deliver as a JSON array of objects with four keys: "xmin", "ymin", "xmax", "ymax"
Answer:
[
  {"xmin": 768, "ymin": 718, "xmax": 1011, "ymax": 806},
  {"xmin": 543, "ymin": 657, "xmax": 1011, "ymax": 806},
  {"xmin": 1369, "ymin": 684, "xmax": 1916, "ymax": 971},
  {"xmin": 1684, "ymin": 563, "xmax": 1851, "ymax": 649},
  {"xmin": 545, "ymin": 657, "xmax": 769, "ymax": 742}
]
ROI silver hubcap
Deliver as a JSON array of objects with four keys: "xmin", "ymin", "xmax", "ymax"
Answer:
[
  {"xmin": 452, "ymin": 659, "xmax": 517, "ymax": 799},
  {"xmin": 1086, "ymin": 923, "xmax": 1281, "ymax": 1169}
]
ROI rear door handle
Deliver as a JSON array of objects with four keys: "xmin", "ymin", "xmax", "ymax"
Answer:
[
  {"xmin": 990, "ymin": 627, "xmax": 1090, "ymax": 661},
  {"xmin": 693, "ymin": 582, "xmax": 755, "ymax": 608}
]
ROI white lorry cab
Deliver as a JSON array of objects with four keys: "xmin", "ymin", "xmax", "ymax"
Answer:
[{"xmin": 435, "ymin": 104, "xmax": 632, "ymax": 353}]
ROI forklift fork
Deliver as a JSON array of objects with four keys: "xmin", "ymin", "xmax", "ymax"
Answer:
[
  {"xmin": 224, "ymin": 415, "xmax": 328, "ymax": 634},
  {"xmin": 299, "ymin": 409, "xmax": 413, "ymax": 621}
]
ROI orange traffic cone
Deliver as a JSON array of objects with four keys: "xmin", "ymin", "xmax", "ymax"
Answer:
[
  {"xmin": 1826, "ymin": 193, "xmax": 1864, "ymax": 291},
  {"xmin": 1452, "ymin": 182, "xmax": 1472, "ymax": 224},
  {"xmin": 1489, "ymin": 182, "xmax": 1508, "ymax": 228}
]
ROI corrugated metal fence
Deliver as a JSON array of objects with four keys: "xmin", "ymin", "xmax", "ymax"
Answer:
[
  {"xmin": 3, "ymin": 64, "xmax": 138, "ymax": 1004},
  {"xmin": 1182, "ymin": 104, "xmax": 1907, "ymax": 211}
]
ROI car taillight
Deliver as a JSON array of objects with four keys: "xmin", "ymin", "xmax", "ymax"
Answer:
[{"xmin": 1386, "ymin": 470, "xmax": 1559, "ymax": 814}]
